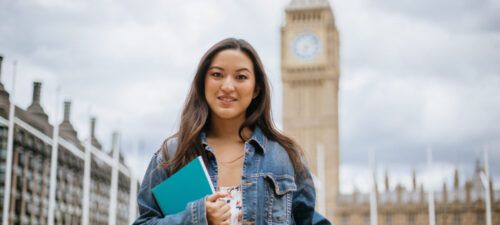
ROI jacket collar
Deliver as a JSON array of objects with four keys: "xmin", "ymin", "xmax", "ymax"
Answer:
[
  {"xmin": 249, "ymin": 126, "xmax": 267, "ymax": 153},
  {"xmin": 200, "ymin": 126, "xmax": 267, "ymax": 154}
]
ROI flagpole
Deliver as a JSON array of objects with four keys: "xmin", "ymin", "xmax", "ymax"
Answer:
[
  {"xmin": 427, "ymin": 148, "xmax": 436, "ymax": 225},
  {"xmin": 369, "ymin": 149, "xmax": 378, "ymax": 225},
  {"xmin": 1, "ymin": 60, "xmax": 17, "ymax": 225}
]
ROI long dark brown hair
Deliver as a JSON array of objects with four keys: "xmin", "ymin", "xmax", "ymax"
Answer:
[{"xmin": 160, "ymin": 38, "xmax": 306, "ymax": 177}]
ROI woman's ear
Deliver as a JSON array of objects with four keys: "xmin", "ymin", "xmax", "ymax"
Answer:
[{"xmin": 253, "ymin": 85, "xmax": 260, "ymax": 99}]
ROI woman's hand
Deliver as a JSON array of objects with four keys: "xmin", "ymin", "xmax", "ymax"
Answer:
[{"xmin": 205, "ymin": 192, "xmax": 231, "ymax": 225}]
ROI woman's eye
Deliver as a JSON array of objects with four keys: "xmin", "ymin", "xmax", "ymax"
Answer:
[
  {"xmin": 236, "ymin": 74, "xmax": 247, "ymax": 80},
  {"xmin": 212, "ymin": 72, "xmax": 223, "ymax": 78}
]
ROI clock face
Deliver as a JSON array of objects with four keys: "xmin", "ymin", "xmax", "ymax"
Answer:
[{"xmin": 292, "ymin": 32, "xmax": 321, "ymax": 61}]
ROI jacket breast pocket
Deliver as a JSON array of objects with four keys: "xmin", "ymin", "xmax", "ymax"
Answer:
[{"xmin": 264, "ymin": 174, "xmax": 297, "ymax": 224}]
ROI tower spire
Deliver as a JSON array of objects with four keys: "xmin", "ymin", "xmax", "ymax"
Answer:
[
  {"xmin": 412, "ymin": 170, "xmax": 417, "ymax": 191},
  {"xmin": 0, "ymin": 55, "xmax": 4, "ymax": 90},
  {"xmin": 27, "ymin": 81, "xmax": 49, "ymax": 122},
  {"xmin": 59, "ymin": 100, "xmax": 83, "ymax": 149},
  {"xmin": 0, "ymin": 55, "xmax": 10, "ymax": 117},
  {"xmin": 384, "ymin": 171, "xmax": 390, "ymax": 192},
  {"xmin": 475, "ymin": 159, "xmax": 483, "ymax": 174},
  {"xmin": 90, "ymin": 117, "xmax": 102, "ymax": 149},
  {"xmin": 454, "ymin": 168, "xmax": 459, "ymax": 190}
]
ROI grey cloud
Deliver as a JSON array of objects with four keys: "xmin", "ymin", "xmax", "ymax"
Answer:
[
  {"xmin": 2, "ymin": 0, "xmax": 498, "ymax": 185},
  {"xmin": 368, "ymin": 0, "xmax": 500, "ymax": 32},
  {"xmin": 335, "ymin": 0, "xmax": 500, "ymax": 179}
]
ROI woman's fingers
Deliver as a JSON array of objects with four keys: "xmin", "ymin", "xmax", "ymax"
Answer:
[
  {"xmin": 205, "ymin": 192, "xmax": 232, "ymax": 225},
  {"xmin": 212, "ymin": 202, "xmax": 230, "ymax": 217},
  {"xmin": 206, "ymin": 198, "xmax": 231, "ymax": 225},
  {"xmin": 206, "ymin": 192, "xmax": 229, "ymax": 202},
  {"xmin": 221, "ymin": 208, "xmax": 231, "ymax": 221},
  {"xmin": 221, "ymin": 203, "xmax": 230, "ymax": 213}
]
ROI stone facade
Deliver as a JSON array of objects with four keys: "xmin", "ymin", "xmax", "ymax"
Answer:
[
  {"xmin": 280, "ymin": 1, "xmax": 499, "ymax": 224},
  {"xmin": 335, "ymin": 166, "xmax": 500, "ymax": 225},
  {"xmin": 0, "ymin": 57, "xmax": 135, "ymax": 225},
  {"xmin": 281, "ymin": 0, "xmax": 340, "ymax": 221}
]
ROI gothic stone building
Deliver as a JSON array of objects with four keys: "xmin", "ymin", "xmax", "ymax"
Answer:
[
  {"xmin": 335, "ymin": 166, "xmax": 500, "ymax": 225},
  {"xmin": 0, "ymin": 55, "xmax": 135, "ymax": 225},
  {"xmin": 279, "ymin": 1, "xmax": 499, "ymax": 224},
  {"xmin": 281, "ymin": 0, "xmax": 340, "ymax": 220}
]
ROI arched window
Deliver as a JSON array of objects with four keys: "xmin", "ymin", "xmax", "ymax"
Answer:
[
  {"xmin": 453, "ymin": 212, "xmax": 461, "ymax": 225},
  {"xmin": 385, "ymin": 213, "xmax": 393, "ymax": 225},
  {"xmin": 408, "ymin": 213, "xmax": 416, "ymax": 225}
]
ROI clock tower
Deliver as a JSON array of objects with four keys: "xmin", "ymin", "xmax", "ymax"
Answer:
[{"xmin": 281, "ymin": 0, "xmax": 340, "ymax": 220}]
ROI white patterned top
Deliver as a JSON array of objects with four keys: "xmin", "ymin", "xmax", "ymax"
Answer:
[{"xmin": 219, "ymin": 185, "xmax": 243, "ymax": 225}]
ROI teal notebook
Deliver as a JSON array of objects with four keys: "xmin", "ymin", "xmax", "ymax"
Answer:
[{"xmin": 152, "ymin": 156, "xmax": 215, "ymax": 215}]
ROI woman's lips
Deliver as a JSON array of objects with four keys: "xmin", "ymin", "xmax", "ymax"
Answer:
[
  {"xmin": 217, "ymin": 96, "xmax": 237, "ymax": 106},
  {"xmin": 217, "ymin": 96, "xmax": 237, "ymax": 102}
]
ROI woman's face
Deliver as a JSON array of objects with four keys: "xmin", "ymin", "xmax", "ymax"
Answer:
[{"xmin": 204, "ymin": 49, "xmax": 257, "ymax": 122}]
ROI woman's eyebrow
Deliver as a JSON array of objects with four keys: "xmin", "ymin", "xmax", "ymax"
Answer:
[
  {"xmin": 236, "ymin": 68, "xmax": 251, "ymax": 72},
  {"xmin": 208, "ymin": 66, "xmax": 224, "ymax": 71}
]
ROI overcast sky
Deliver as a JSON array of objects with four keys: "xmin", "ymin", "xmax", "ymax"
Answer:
[{"xmin": 1, "ymin": 0, "xmax": 499, "ymax": 194}]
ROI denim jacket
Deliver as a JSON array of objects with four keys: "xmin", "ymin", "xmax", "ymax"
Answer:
[{"xmin": 133, "ymin": 127, "xmax": 332, "ymax": 225}]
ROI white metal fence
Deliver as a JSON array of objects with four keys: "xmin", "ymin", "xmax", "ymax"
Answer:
[{"xmin": 0, "ymin": 115, "xmax": 138, "ymax": 225}]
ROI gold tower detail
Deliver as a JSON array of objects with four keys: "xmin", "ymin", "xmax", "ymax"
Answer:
[{"xmin": 281, "ymin": 0, "xmax": 340, "ymax": 220}]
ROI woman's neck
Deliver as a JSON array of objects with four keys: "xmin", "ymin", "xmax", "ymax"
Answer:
[{"xmin": 207, "ymin": 116, "xmax": 251, "ymax": 142}]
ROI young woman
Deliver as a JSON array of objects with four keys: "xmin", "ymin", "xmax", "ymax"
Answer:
[{"xmin": 134, "ymin": 38, "xmax": 331, "ymax": 225}]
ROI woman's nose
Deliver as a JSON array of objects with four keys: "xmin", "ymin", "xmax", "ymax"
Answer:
[{"xmin": 221, "ymin": 77, "xmax": 235, "ymax": 92}]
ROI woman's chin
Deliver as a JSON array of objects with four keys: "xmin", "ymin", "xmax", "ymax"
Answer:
[{"xmin": 212, "ymin": 110, "xmax": 245, "ymax": 121}]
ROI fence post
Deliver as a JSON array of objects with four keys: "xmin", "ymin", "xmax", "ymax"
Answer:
[
  {"xmin": 108, "ymin": 132, "xmax": 120, "ymax": 225},
  {"xmin": 47, "ymin": 87, "xmax": 61, "ymax": 225},
  {"xmin": 128, "ymin": 173, "xmax": 138, "ymax": 224},
  {"xmin": 1, "ymin": 60, "xmax": 17, "ymax": 225},
  {"xmin": 316, "ymin": 143, "xmax": 325, "ymax": 215},
  {"xmin": 81, "ymin": 122, "xmax": 92, "ymax": 225}
]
